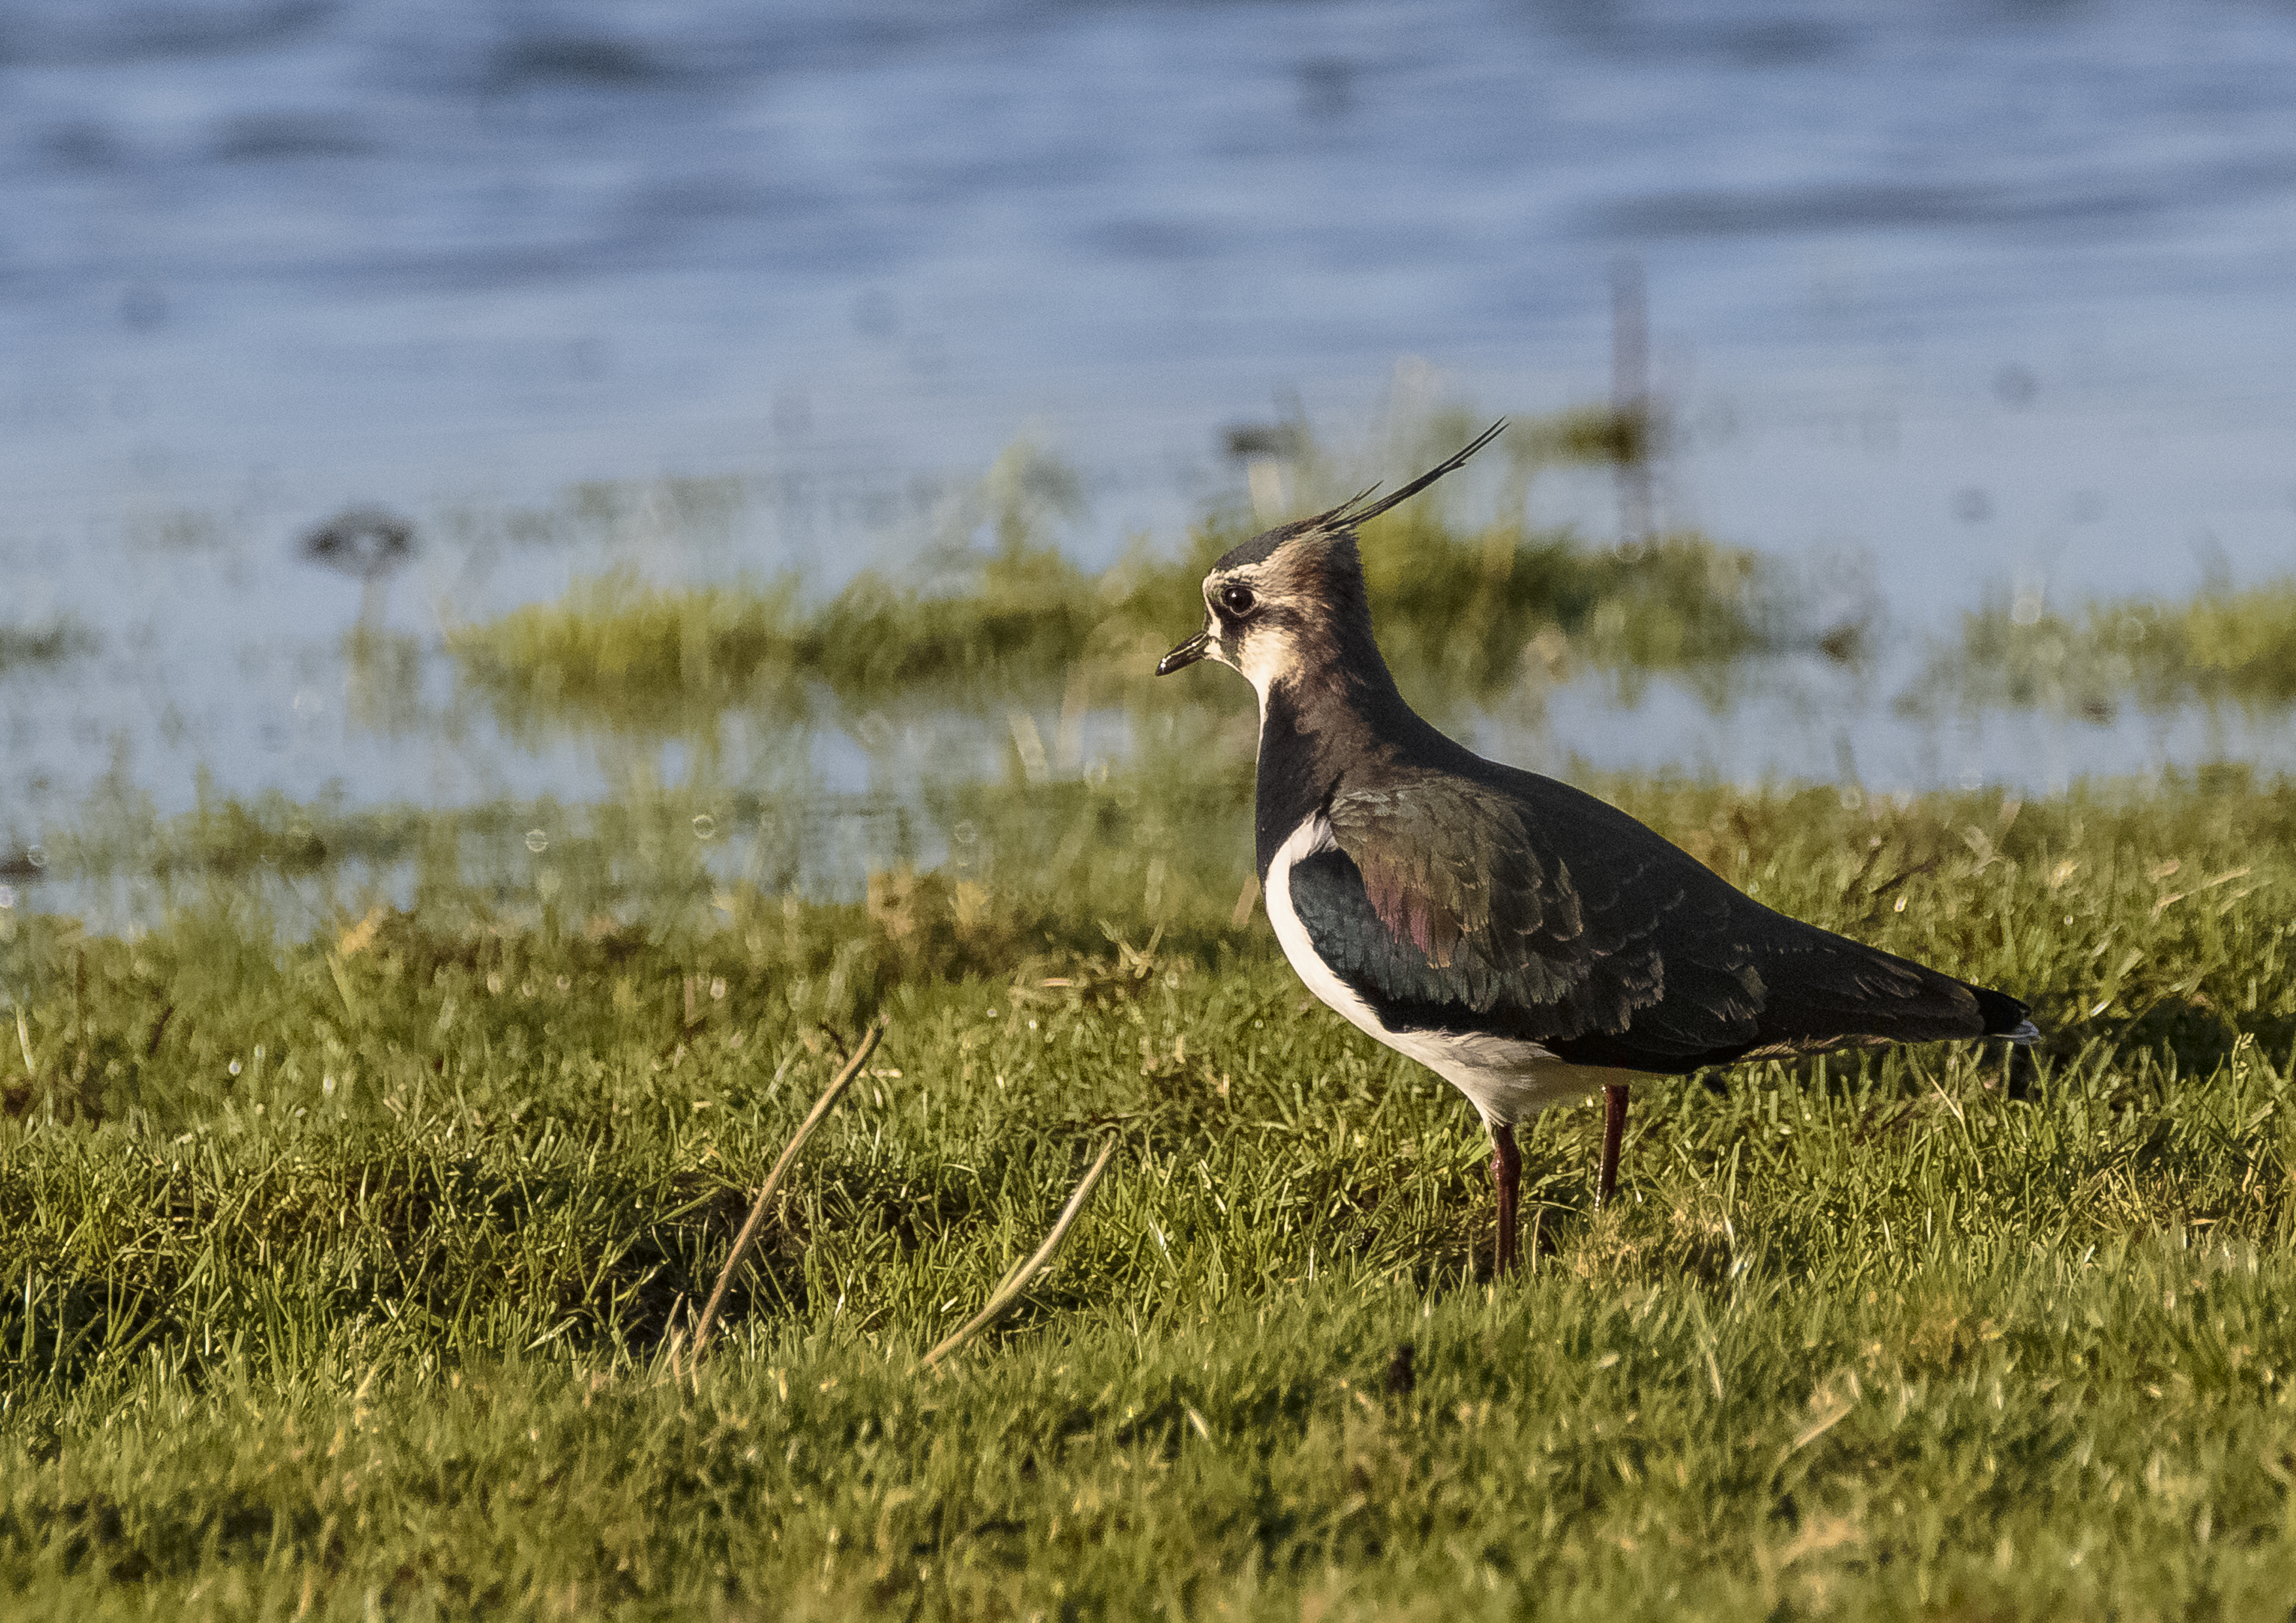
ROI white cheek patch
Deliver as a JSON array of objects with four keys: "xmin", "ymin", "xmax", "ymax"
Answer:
[{"xmin": 1234, "ymin": 628, "xmax": 1290, "ymax": 718}]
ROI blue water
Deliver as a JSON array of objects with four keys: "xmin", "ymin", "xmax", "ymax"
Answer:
[{"xmin": 5, "ymin": 0, "xmax": 2296, "ymax": 835}]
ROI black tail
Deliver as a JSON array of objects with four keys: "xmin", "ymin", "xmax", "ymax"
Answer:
[{"xmin": 1971, "ymin": 984, "xmax": 2039, "ymax": 1044}]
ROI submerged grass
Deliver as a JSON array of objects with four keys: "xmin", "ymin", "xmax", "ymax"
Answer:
[
  {"xmin": 1907, "ymin": 578, "xmax": 2296, "ymax": 720},
  {"xmin": 5, "ymin": 770, "xmax": 2296, "ymax": 1615}
]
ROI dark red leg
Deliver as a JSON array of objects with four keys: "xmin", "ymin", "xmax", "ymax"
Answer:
[
  {"xmin": 1489, "ymin": 1121, "xmax": 1522, "ymax": 1275},
  {"xmin": 1596, "ymin": 1082, "xmax": 1629, "ymax": 1211}
]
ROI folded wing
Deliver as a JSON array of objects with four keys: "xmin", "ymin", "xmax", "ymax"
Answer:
[{"xmin": 1289, "ymin": 772, "xmax": 2022, "ymax": 1073}]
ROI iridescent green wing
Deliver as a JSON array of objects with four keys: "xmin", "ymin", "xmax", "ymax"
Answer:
[{"xmin": 1300, "ymin": 772, "xmax": 1990, "ymax": 1070}]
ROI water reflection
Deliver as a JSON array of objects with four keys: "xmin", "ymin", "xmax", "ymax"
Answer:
[
  {"xmin": 299, "ymin": 507, "xmax": 416, "ymax": 631},
  {"xmin": 340, "ymin": 626, "xmax": 429, "ymax": 741}
]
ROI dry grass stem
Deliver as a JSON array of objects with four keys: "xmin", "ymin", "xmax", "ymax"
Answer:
[
  {"xmin": 917, "ymin": 1133, "xmax": 1121, "ymax": 1372},
  {"xmin": 692, "ymin": 1020, "xmax": 887, "ymax": 1360}
]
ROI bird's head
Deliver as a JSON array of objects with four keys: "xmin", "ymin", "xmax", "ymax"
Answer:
[{"xmin": 1155, "ymin": 421, "xmax": 1505, "ymax": 706}]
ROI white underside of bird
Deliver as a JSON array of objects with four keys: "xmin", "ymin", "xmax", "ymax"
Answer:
[{"xmin": 1262, "ymin": 815, "xmax": 1637, "ymax": 1127}]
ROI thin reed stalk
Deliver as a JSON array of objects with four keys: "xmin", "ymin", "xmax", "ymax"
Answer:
[
  {"xmin": 916, "ymin": 1133, "xmax": 1121, "ymax": 1372},
  {"xmin": 692, "ymin": 1022, "xmax": 886, "ymax": 1360}
]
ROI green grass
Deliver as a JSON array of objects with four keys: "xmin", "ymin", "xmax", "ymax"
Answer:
[
  {"xmin": 444, "ymin": 416, "xmax": 1797, "ymax": 739},
  {"xmin": 5, "ymin": 770, "xmax": 2296, "ymax": 1616},
  {"xmin": 446, "ymin": 520, "xmax": 1789, "ymax": 733},
  {"xmin": 1905, "ymin": 579, "xmax": 2296, "ymax": 721}
]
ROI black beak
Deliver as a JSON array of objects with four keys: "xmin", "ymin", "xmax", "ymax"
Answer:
[{"xmin": 1156, "ymin": 628, "xmax": 1211, "ymax": 676}]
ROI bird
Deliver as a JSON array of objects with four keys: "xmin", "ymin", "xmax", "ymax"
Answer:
[{"xmin": 1155, "ymin": 421, "xmax": 2037, "ymax": 1272}]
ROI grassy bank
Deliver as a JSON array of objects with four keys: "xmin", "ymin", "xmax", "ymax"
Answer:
[
  {"xmin": 446, "ymin": 516, "xmax": 1792, "ymax": 738},
  {"xmin": 445, "ymin": 412, "xmax": 1803, "ymax": 736},
  {"xmin": 1907, "ymin": 579, "xmax": 2296, "ymax": 721},
  {"xmin": 5, "ymin": 771, "xmax": 2295, "ymax": 1616}
]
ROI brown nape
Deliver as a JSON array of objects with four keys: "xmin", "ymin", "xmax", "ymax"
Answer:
[
  {"xmin": 1255, "ymin": 531, "xmax": 1435, "ymax": 770},
  {"xmin": 1253, "ymin": 532, "xmax": 1380, "ymax": 677}
]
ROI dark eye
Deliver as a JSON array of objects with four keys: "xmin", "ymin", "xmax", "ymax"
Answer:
[{"xmin": 1217, "ymin": 582, "xmax": 1257, "ymax": 617}]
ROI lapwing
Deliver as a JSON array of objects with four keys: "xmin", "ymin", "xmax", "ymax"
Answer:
[{"xmin": 1156, "ymin": 423, "xmax": 2037, "ymax": 1272}]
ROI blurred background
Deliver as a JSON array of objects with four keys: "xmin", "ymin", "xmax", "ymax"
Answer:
[{"xmin": 5, "ymin": 0, "xmax": 2296, "ymax": 924}]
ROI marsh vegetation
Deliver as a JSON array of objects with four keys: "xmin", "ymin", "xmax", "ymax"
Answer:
[
  {"xmin": 7, "ymin": 416, "xmax": 2296, "ymax": 1617},
  {"xmin": 6, "ymin": 765, "xmax": 2296, "ymax": 1616},
  {"xmin": 1907, "ymin": 579, "xmax": 2296, "ymax": 721},
  {"xmin": 442, "ymin": 414, "xmax": 1808, "ymax": 751}
]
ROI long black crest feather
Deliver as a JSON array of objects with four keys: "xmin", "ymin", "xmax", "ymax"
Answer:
[{"xmin": 1313, "ymin": 419, "xmax": 1507, "ymax": 533}]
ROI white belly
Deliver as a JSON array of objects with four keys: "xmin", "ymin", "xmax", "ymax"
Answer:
[{"xmin": 1262, "ymin": 816, "xmax": 1634, "ymax": 1126}]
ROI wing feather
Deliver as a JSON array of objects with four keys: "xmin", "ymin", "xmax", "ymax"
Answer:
[{"xmin": 1295, "ymin": 772, "xmax": 2009, "ymax": 1073}]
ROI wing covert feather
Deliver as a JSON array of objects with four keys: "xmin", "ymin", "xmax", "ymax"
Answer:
[{"xmin": 1293, "ymin": 775, "xmax": 1994, "ymax": 1072}]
